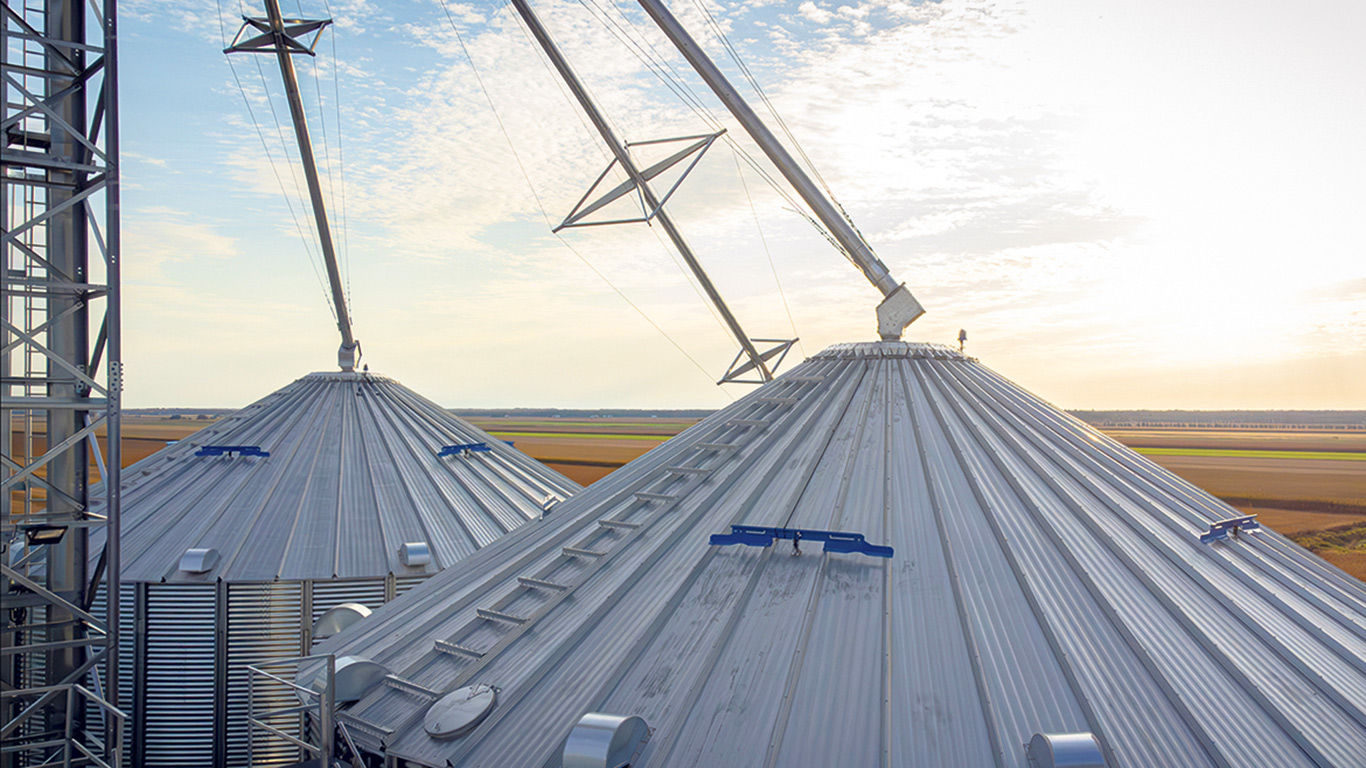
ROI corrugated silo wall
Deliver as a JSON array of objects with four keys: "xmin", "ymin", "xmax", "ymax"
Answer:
[
  {"xmin": 226, "ymin": 582, "xmax": 305, "ymax": 767},
  {"xmin": 146, "ymin": 585, "xmax": 217, "ymax": 764},
  {"xmin": 89, "ymin": 583, "xmax": 135, "ymax": 767},
  {"xmin": 96, "ymin": 576, "xmax": 409, "ymax": 767}
]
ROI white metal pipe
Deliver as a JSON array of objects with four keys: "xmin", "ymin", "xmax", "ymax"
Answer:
[
  {"xmin": 101, "ymin": 0, "xmax": 122, "ymax": 731},
  {"xmin": 509, "ymin": 0, "xmax": 771, "ymax": 381},
  {"xmin": 632, "ymin": 0, "xmax": 926, "ymax": 338},
  {"xmin": 259, "ymin": 0, "xmax": 358, "ymax": 369}
]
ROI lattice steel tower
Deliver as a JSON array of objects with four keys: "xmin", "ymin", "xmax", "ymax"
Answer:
[{"xmin": 2, "ymin": 0, "xmax": 124, "ymax": 765}]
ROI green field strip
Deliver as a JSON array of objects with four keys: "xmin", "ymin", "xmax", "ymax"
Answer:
[
  {"xmin": 485, "ymin": 431, "xmax": 672, "ymax": 441},
  {"xmin": 1134, "ymin": 447, "xmax": 1366, "ymax": 462}
]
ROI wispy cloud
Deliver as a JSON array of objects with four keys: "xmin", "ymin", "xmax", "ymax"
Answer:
[{"xmin": 118, "ymin": 0, "xmax": 1366, "ymax": 409}]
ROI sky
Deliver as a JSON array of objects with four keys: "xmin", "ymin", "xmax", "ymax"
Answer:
[{"xmin": 114, "ymin": 0, "xmax": 1366, "ymax": 410}]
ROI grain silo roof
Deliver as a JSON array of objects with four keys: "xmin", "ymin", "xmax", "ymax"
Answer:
[
  {"xmin": 95, "ymin": 371, "xmax": 580, "ymax": 583},
  {"xmin": 315, "ymin": 342, "xmax": 1366, "ymax": 767}
]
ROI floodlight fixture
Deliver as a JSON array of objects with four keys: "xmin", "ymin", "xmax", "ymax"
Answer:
[{"xmin": 24, "ymin": 525, "xmax": 67, "ymax": 545}]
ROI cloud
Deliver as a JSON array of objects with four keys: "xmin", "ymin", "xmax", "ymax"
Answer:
[
  {"xmin": 123, "ymin": 0, "xmax": 388, "ymax": 42},
  {"xmin": 798, "ymin": 2, "xmax": 835, "ymax": 25},
  {"xmin": 117, "ymin": 0, "xmax": 1366, "ymax": 409},
  {"xmin": 204, "ymin": 0, "xmax": 1162, "ymax": 392},
  {"xmin": 1304, "ymin": 278, "xmax": 1366, "ymax": 303},
  {"xmin": 122, "ymin": 210, "xmax": 240, "ymax": 284}
]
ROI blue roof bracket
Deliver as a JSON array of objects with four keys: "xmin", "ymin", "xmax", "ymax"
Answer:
[
  {"xmin": 710, "ymin": 525, "xmax": 893, "ymax": 558},
  {"xmin": 438, "ymin": 442, "xmax": 492, "ymax": 457},
  {"xmin": 1199, "ymin": 514, "xmax": 1261, "ymax": 544},
  {"xmin": 195, "ymin": 445, "xmax": 269, "ymax": 458}
]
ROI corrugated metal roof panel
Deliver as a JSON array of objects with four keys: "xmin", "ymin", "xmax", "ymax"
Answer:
[
  {"xmin": 92, "ymin": 371, "xmax": 580, "ymax": 583},
  {"xmin": 315, "ymin": 343, "xmax": 1366, "ymax": 767}
]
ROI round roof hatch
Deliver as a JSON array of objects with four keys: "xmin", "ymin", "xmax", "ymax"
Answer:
[{"xmin": 424, "ymin": 684, "xmax": 496, "ymax": 739}]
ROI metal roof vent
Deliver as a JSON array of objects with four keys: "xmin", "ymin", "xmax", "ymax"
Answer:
[
  {"xmin": 1025, "ymin": 733, "xmax": 1106, "ymax": 768},
  {"xmin": 563, "ymin": 712, "xmax": 651, "ymax": 768},
  {"xmin": 399, "ymin": 541, "xmax": 432, "ymax": 567},
  {"xmin": 301, "ymin": 655, "xmax": 391, "ymax": 704},
  {"xmin": 424, "ymin": 683, "xmax": 496, "ymax": 739},
  {"xmin": 311, "ymin": 602, "xmax": 372, "ymax": 640},
  {"xmin": 179, "ymin": 547, "xmax": 220, "ymax": 573}
]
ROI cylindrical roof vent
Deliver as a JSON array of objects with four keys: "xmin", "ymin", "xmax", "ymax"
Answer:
[
  {"xmin": 299, "ymin": 655, "xmax": 390, "ymax": 704},
  {"xmin": 399, "ymin": 541, "xmax": 432, "ymax": 567},
  {"xmin": 312, "ymin": 602, "xmax": 372, "ymax": 640},
  {"xmin": 1025, "ymin": 732, "xmax": 1106, "ymax": 767},
  {"xmin": 179, "ymin": 547, "xmax": 220, "ymax": 573},
  {"xmin": 563, "ymin": 712, "xmax": 651, "ymax": 768}
]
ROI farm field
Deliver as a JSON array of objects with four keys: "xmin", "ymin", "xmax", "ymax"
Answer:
[
  {"xmin": 482, "ymin": 421, "xmax": 1366, "ymax": 579},
  {"xmin": 1103, "ymin": 427, "xmax": 1366, "ymax": 579},
  {"xmin": 11, "ymin": 418, "xmax": 1364, "ymax": 579},
  {"xmin": 468, "ymin": 418, "xmax": 690, "ymax": 486}
]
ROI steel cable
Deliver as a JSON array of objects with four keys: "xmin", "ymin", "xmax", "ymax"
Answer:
[
  {"xmin": 734, "ymin": 151, "xmax": 803, "ymax": 357},
  {"xmin": 442, "ymin": 0, "xmax": 735, "ymax": 399},
  {"xmin": 218, "ymin": 0, "xmax": 337, "ymax": 320}
]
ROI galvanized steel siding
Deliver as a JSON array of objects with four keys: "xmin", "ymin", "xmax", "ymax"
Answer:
[
  {"xmin": 311, "ymin": 578, "xmax": 388, "ymax": 647},
  {"xmin": 89, "ymin": 583, "xmax": 137, "ymax": 767},
  {"xmin": 88, "ymin": 369, "xmax": 580, "ymax": 768},
  {"xmin": 142, "ymin": 585, "xmax": 216, "ymax": 767},
  {"xmin": 93, "ymin": 371, "xmax": 579, "ymax": 584},
  {"xmin": 225, "ymin": 582, "xmax": 306, "ymax": 767}
]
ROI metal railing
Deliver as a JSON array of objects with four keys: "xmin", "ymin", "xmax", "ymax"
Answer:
[
  {"xmin": 1, "ymin": 683, "xmax": 126, "ymax": 768},
  {"xmin": 245, "ymin": 654, "xmax": 359, "ymax": 767}
]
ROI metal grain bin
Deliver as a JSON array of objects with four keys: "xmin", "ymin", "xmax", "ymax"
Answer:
[
  {"xmin": 314, "ymin": 343, "xmax": 1366, "ymax": 768},
  {"xmin": 89, "ymin": 371, "xmax": 580, "ymax": 766}
]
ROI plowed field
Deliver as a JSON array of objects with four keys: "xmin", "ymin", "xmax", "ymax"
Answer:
[
  {"xmin": 1105, "ymin": 427, "xmax": 1366, "ymax": 579},
  {"xmin": 13, "ymin": 418, "xmax": 1364, "ymax": 580}
]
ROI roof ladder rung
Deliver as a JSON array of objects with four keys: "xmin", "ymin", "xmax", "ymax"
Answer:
[
  {"xmin": 694, "ymin": 442, "xmax": 739, "ymax": 452},
  {"xmin": 756, "ymin": 396, "xmax": 799, "ymax": 405},
  {"xmin": 433, "ymin": 639, "xmax": 484, "ymax": 659},
  {"xmin": 726, "ymin": 419, "xmax": 770, "ymax": 427},
  {"xmin": 599, "ymin": 519, "xmax": 641, "ymax": 530},
  {"xmin": 517, "ymin": 575, "xmax": 570, "ymax": 591},
  {"xmin": 383, "ymin": 675, "xmax": 440, "ymax": 698},
  {"xmin": 634, "ymin": 491, "xmax": 678, "ymax": 502},
  {"xmin": 666, "ymin": 465, "xmax": 712, "ymax": 475},
  {"xmin": 339, "ymin": 714, "xmax": 394, "ymax": 737},
  {"xmin": 476, "ymin": 608, "xmax": 528, "ymax": 625},
  {"xmin": 563, "ymin": 545, "xmax": 606, "ymax": 558}
]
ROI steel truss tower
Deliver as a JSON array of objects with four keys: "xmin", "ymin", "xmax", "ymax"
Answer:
[{"xmin": 2, "ymin": 0, "xmax": 124, "ymax": 765}]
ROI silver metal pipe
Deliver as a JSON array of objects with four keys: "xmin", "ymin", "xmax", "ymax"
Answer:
[
  {"xmin": 322, "ymin": 654, "xmax": 336, "ymax": 762},
  {"xmin": 509, "ymin": 0, "xmax": 771, "ymax": 381},
  {"xmin": 259, "ymin": 0, "xmax": 358, "ymax": 369},
  {"xmin": 103, "ymin": 0, "xmax": 122, "ymax": 739},
  {"xmin": 631, "ymin": 0, "xmax": 925, "ymax": 337},
  {"xmin": 43, "ymin": 0, "xmax": 90, "ymax": 736}
]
